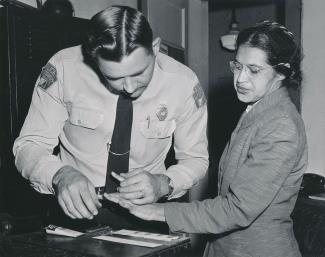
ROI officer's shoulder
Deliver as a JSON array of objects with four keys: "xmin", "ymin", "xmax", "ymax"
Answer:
[
  {"xmin": 157, "ymin": 52, "xmax": 197, "ymax": 81},
  {"xmin": 51, "ymin": 45, "xmax": 83, "ymax": 63}
]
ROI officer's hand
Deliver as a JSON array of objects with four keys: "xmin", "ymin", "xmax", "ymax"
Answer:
[
  {"xmin": 52, "ymin": 166, "xmax": 102, "ymax": 219},
  {"xmin": 104, "ymin": 193, "xmax": 165, "ymax": 222},
  {"xmin": 116, "ymin": 170, "xmax": 169, "ymax": 204}
]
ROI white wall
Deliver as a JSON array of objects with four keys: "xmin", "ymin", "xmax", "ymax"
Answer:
[{"xmin": 301, "ymin": 0, "xmax": 325, "ymax": 175}]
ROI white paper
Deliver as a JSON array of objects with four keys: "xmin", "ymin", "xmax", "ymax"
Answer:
[
  {"xmin": 112, "ymin": 229, "xmax": 180, "ymax": 242},
  {"xmin": 93, "ymin": 235, "xmax": 162, "ymax": 248},
  {"xmin": 46, "ymin": 225, "xmax": 84, "ymax": 237}
]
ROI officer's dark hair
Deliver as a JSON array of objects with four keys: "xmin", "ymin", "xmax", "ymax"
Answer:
[
  {"xmin": 236, "ymin": 21, "xmax": 302, "ymax": 91},
  {"xmin": 82, "ymin": 5, "xmax": 153, "ymax": 62}
]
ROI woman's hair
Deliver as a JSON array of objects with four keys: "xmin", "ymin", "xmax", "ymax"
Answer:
[
  {"xmin": 236, "ymin": 21, "xmax": 302, "ymax": 91},
  {"xmin": 82, "ymin": 5, "xmax": 153, "ymax": 62}
]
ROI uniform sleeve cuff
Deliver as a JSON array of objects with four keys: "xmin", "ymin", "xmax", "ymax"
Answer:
[
  {"xmin": 165, "ymin": 165, "xmax": 193, "ymax": 199},
  {"xmin": 31, "ymin": 161, "xmax": 65, "ymax": 194}
]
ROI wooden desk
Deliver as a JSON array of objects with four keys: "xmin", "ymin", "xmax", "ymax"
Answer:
[{"xmin": 2, "ymin": 230, "xmax": 190, "ymax": 257}]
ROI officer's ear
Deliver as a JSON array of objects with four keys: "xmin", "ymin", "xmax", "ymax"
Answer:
[{"xmin": 152, "ymin": 37, "xmax": 161, "ymax": 57}]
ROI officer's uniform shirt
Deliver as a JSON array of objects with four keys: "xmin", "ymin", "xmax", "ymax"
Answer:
[{"xmin": 13, "ymin": 46, "xmax": 208, "ymax": 198}]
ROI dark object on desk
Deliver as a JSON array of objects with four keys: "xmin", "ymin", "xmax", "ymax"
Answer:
[
  {"xmin": 299, "ymin": 173, "xmax": 325, "ymax": 196},
  {"xmin": 0, "ymin": 213, "xmax": 13, "ymax": 256},
  {"xmin": 0, "ymin": 213, "xmax": 43, "ymax": 257},
  {"xmin": 0, "ymin": 213, "xmax": 43, "ymax": 236},
  {"xmin": 0, "ymin": 213, "xmax": 13, "ymax": 236},
  {"xmin": 291, "ymin": 173, "xmax": 325, "ymax": 256},
  {"xmin": 292, "ymin": 197, "xmax": 325, "ymax": 257}
]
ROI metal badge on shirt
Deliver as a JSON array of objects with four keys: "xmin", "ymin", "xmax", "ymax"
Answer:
[
  {"xmin": 193, "ymin": 83, "xmax": 207, "ymax": 108},
  {"xmin": 38, "ymin": 62, "xmax": 57, "ymax": 90},
  {"xmin": 156, "ymin": 104, "xmax": 168, "ymax": 121}
]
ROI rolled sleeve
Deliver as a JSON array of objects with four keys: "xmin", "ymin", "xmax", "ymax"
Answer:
[
  {"xmin": 166, "ymin": 81, "xmax": 209, "ymax": 198},
  {"xmin": 13, "ymin": 58, "xmax": 68, "ymax": 194},
  {"xmin": 14, "ymin": 143, "xmax": 64, "ymax": 194}
]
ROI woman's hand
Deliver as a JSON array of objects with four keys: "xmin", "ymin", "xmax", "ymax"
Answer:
[{"xmin": 104, "ymin": 193, "xmax": 166, "ymax": 222}]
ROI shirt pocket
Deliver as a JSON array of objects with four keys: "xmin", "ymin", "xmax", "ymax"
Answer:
[
  {"xmin": 140, "ymin": 120, "xmax": 176, "ymax": 139},
  {"xmin": 69, "ymin": 106, "xmax": 104, "ymax": 129}
]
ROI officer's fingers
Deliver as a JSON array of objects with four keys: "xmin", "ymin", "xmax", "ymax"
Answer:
[
  {"xmin": 120, "ymin": 169, "xmax": 145, "ymax": 180},
  {"xmin": 69, "ymin": 188, "xmax": 94, "ymax": 219},
  {"xmin": 139, "ymin": 183, "xmax": 155, "ymax": 194},
  {"xmin": 87, "ymin": 183, "xmax": 102, "ymax": 208},
  {"xmin": 60, "ymin": 191, "xmax": 83, "ymax": 219},
  {"xmin": 118, "ymin": 183, "xmax": 141, "ymax": 193},
  {"xmin": 111, "ymin": 172, "xmax": 125, "ymax": 183},
  {"xmin": 120, "ymin": 173, "xmax": 146, "ymax": 187},
  {"xmin": 104, "ymin": 193, "xmax": 121, "ymax": 203},
  {"xmin": 80, "ymin": 188, "xmax": 99, "ymax": 217},
  {"xmin": 120, "ymin": 183, "xmax": 154, "ymax": 200},
  {"xmin": 118, "ymin": 191, "xmax": 145, "ymax": 200},
  {"xmin": 58, "ymin": 197, "xmax": 76, "ymax": 219},
  {"xmin": 103, "ymin": 194, "xmax": 133, "ymax": 209}
]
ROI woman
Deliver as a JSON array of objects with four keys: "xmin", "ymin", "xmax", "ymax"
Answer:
[{"xmin": 106, "ymin": 21, "xmax": 308, "ymax": 257}]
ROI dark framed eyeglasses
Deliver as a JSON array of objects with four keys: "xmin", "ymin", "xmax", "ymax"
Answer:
[{"xmin": 229, "ymin": 60, "xmax": 282, "ymax": 78}]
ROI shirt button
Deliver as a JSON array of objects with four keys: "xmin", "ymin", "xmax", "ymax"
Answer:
[{"xmin": 77, "ymin": 119, "xmax": 81, "ymax": 124}]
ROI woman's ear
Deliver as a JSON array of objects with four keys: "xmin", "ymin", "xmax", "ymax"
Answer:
[
  {"xmin": 276, "ymin": 63, "xmax": 290, "ymax": 81},
  {"xmin": 276, "ymin": 73, "xmax": 286, "ymax": 82},
  {"xmin": 152, "ymin": 37, "xmax": 161, "ymax": 56}
]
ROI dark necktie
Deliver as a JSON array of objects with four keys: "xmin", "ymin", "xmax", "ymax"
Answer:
[{"xmin": 104, "ymin": 95, "xmax": 133, "ymax": 194}]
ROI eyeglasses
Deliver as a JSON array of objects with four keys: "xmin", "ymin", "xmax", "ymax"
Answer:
[{"xmin": 229, "ymin": 60, "xmax": 275, "ymax": 78}]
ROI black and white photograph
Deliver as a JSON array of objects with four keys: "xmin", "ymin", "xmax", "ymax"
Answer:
[{"xmin": 0, "ymin": 0, "xmax": 323, "ymax": 256}]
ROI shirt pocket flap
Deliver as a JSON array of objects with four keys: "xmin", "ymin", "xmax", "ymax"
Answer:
[
  {"xmin": 140, "ymin": 120, "xmax": 176, "ymax": 139},
  {"xmin": 69, "ymin": 107, "xmax": 104, "ymax": 129}
]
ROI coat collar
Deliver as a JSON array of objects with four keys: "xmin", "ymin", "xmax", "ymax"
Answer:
[{"xmin": 240, "ymin": 87, "xmax": 291, "ymax": 129}]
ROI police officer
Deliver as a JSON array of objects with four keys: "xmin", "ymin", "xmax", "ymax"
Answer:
[{"xmin": 13, "ymin": 6, "xmax": 208, "ymax": 224}]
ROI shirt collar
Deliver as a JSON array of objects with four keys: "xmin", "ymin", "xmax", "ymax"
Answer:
[{"xmin": 241, "ymin": 87, "xmax": 292, "ymax": 128}]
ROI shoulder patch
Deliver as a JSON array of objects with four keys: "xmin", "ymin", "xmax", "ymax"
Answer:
[
  {"xmin": 38, "ymin": 63, "xmax": 57, "ymax": 90},
  {"xmin": 193, "ymin": 83, "xmax": 207, "ymax": 108}
]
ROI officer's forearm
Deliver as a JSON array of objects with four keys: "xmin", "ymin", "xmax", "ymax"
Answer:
[{"xmin": 14, "ymin": 142, "xmax": 64, "ymax": 194}]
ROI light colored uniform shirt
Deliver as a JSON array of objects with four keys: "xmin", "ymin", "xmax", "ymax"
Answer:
[{"xmin": 13, "ymin": 46, "xmax": 208, "ymax": 198}]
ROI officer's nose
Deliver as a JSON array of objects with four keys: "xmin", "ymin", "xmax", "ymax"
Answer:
[{"xmin": 123, "ymin": 77, "xmax": 137, "ymax": 94}]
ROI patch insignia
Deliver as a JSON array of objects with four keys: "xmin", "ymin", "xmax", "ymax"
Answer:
[
  {"xmin": 156, "ymin": 104, "xmax": 168, "ymax": 121},
  {"xmin": 193, "ymin": 83, "xmax": 207, "ymax": 108},
  {"xmin": 38, "ymin": 63, "xmax": 57, "ymax": 90}
]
